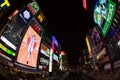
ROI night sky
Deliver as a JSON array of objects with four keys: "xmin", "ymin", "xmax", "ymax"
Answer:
[{"xmin": 36, "ymin": 0, "xmax": 97, "ymax": 66}]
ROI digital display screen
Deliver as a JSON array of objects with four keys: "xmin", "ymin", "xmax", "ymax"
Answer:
[{"xmin": 16, "ymin": 26, "xmax": 41, "ymax": 68}]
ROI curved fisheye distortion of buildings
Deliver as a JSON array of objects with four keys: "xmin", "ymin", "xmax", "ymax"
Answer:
[{"xmin": 0, "ymin": 0, "xmax": 120, "ymax": 80}]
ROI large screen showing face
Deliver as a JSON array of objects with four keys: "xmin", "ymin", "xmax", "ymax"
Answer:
[{"xmin": 16, "ymin": 26, "xmax": 41, "ymax": 68}]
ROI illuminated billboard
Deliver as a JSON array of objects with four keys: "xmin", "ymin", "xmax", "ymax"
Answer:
[
  {"xmin": 82, "ymin": 0, "xmax": 87, "ymax": 10},
  {"xmin": 86, "ymin": 36, "xmax": 92, "ymax": 58},
  {"xmin": 16, "ymin": 25, "xmax": 41, "ymax": 69},
  {"xmin": 27, "ymin": 1, "xmax": 40, "ymax": 15},
  {"xmin": 52, "ymin": 35, "xmax": 58, "ymax": 54},
  {"xmin": 40, "ymin": 57, "xmax": 49, "ymax": 66},
  {"xmin": 19, "ymin": 7, "xmax": 33, "ymax": 24},
  {"xmin": 49, "ymin": 35, "xmax": 59, "ymax": 72},
  {"xmin": 8, "ymin": 9, "xmax": 19, "ymax": 20},
  {"xmin": 90, "ymin": 26, "xmax": 103, "ymax": 53},
  {"xmin": 53, "ymin": 54, "xmax": 58, "ymax": 61},
  {"xmin": 94, "ymin": 0, "xmax": 116, "ymax": 37},
  {"xmin": 41, "ymin": 43, "xmax": 50, "ymax": 57}
]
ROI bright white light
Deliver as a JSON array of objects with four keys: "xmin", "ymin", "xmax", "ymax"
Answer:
[
  {"xmin": 0, "ymin": 35, "xmax": 16, "ymax": 50},
  {"xmin": 23, "ymin": 10, "xmax": 30, "ymax": 20},
  {"xmin": 49, "ymin": 49, "xmax": 53, "ymax": 72}
]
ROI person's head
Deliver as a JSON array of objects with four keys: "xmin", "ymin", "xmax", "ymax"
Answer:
[
  {"xmin": 32, "ymin": 35, "xmax": 35, "ymax": 39},
  {"xmin": 97, "ymin": 3, "xmax": 103, "ymax": 9}
]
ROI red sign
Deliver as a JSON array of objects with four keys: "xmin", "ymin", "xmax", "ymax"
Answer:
[{"xmin": 82, "ymin": 0, "xmax": 87, "ymax": 10}]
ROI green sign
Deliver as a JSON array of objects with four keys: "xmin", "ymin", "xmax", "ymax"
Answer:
[
  {"xmin": 0, "ymin": 43, "xmax": 15, "ymax": 56},
  {"xmin": 102, "ymin": 0, "xmax": 116, "ymax": 37},
  {"xmin": 27, "ymin": 1, "xmax": 40, "ymax": 15}
]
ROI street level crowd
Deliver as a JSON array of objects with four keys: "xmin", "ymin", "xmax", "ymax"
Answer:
[{"xmin": 85, "ymin": 68, "xmax": 120, "ymax": 80}]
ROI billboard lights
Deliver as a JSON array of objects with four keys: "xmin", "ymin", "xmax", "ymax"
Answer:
[{"xmin": 0, "ymin": 43, "xmax": 15, "ymax": 56}]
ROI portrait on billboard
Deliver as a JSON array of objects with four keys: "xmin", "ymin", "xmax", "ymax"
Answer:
[
  {"xmin": 94, "ymin": 0, "xmax": 108, "ymax": 30},
  {"xmin": 16, "ymin": 26, "xmax": 41, "ymax": 68}
]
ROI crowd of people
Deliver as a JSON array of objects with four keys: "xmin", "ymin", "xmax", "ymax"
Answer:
[{"xmin": 85, "ymin": 68, "xmax": 120, "ymax": 80}]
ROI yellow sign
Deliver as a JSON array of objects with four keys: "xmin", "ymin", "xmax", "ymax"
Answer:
[
  {"xmin": 86, "ymin": 36, "xmax": 92, "ymax": 57},
  {"xmin": 0, "ymin": 0, "xmax": 10, "ymax": 10},
  {"xmin": 38, "ymin": 15, "xmax": 43, "ymax": 22}
]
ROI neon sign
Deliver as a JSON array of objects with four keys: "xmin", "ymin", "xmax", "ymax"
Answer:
[
  {"xmin": 102, "ymin": 0, "xmax": 116, "ymax": 37},
  {"xmin": 0, "ymin": 43, "xmax": 15, "ymax": 56},
  {"xmin": 0, "ymin": 0, "xmax": 10, "ymax": 10},
  {"xmin": 27, "ymin": 1, "xmax": 40, "ymax": 15},
  {"xmin": 82, "ymin": 0, "xmax": 87, "ymax": 10}
]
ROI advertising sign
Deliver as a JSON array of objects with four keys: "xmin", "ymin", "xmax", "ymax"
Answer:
[
  {"xmin": 19, "ymin": 7, "xmax": 33, "ymax": 24},
  {"xmin": 82, "ymin": 0, "xmax": 87, "ymax": 10},
  {"xmin": 16, "ymin": 26, "xmax": 41, "ymax": 68},
  {"xmin": 53, "ymin": 54, "xmax": 58, "ymax": 61},
  {"xmin": 94, "ymin": 0, "xmax": 116, "ymax": 37},
  {"xmin": 102, "ymin": 0, "xmax": 116, "ymax": 37},
  {"xmin": 40, "ymin": 57, "xmax": 49, "ymax": 66},
  {"xmin": 27, "ymin": 1, "xmax": 40, "ymax": 15},
  {"xmin": 0, "ymin": 0, "xmax": 10, "ymax": 10},
  {"xmin": 86, "ymin": 36, "xmax": 92, "ymax": 58},
  {"xmin": 41, "ymin": 43, "xmax": 50, "ymax": 57},
  {"xmin": 8, "ymin": 9, "xmax": 19, "ymax": 20},
  {"xmin": 52, "ymin": 35, "xmax": 58, "ymax": 54},
  {"xmin": 0, "ymin": 8, "xmax": 32, "ymax": 58}
]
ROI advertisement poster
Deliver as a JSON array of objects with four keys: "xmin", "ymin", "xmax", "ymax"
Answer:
[
  {"xmin": 17, "ymin": 26, "xmax": 41, "ymax": 68},
  {"xmin": 94, "ymin": 0, "xmax": 116, "ymax": 37},
  {"xmin": 94, "ymin": 0, "xmax": 108, "ymax": 30}
]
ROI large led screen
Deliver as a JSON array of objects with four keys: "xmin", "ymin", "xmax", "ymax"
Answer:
[
  {"xmin": 16, "ymin": 26, "xmax": 41, "ymax": 68},
  {"xmin": 94, "ymin": 0, "xmax": 116, "ymax": 37}
]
